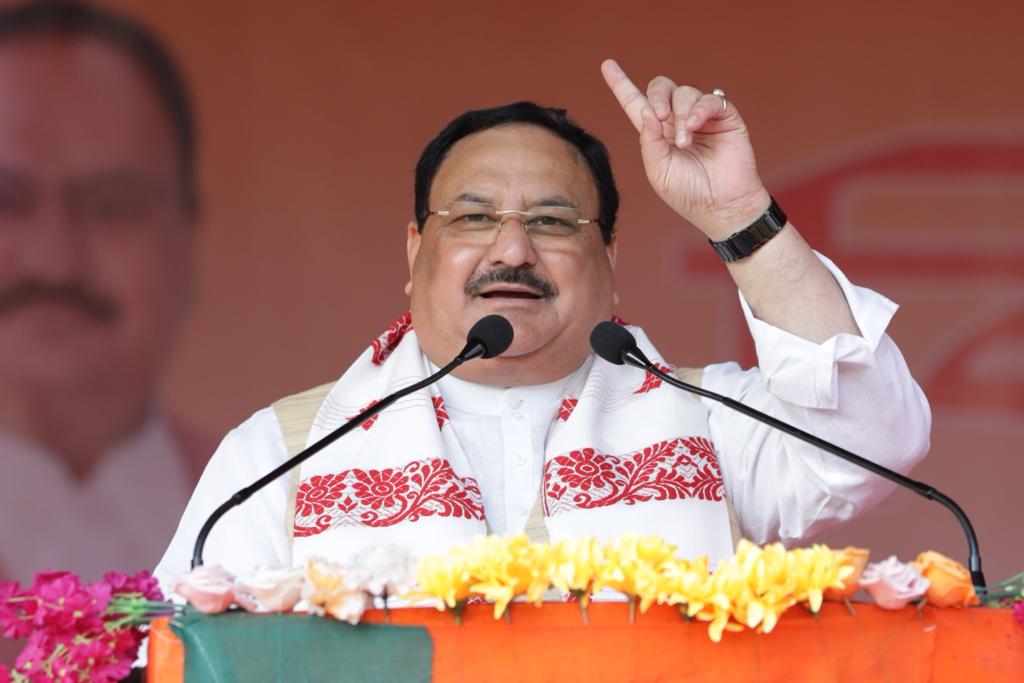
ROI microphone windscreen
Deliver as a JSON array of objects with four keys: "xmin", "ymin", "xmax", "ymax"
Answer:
[
  {"xmin": 589, "ymin": 321, "xmax": 636, "ymax": 365},
  {"xmin": 466, "ymin": 314, "xmax": 514, "ymax": 358}
]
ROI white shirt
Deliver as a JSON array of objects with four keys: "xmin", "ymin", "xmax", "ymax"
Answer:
[
  {"xmin": 436, "ymin": 370, "xmax": 570, "ymax": 535},
  {"xmin": 154, "ymin": 254, "xmax": 931, "ymax": 586},
  {"xmin": 0, "ymin": 412, "xmax": 194, "ymax": 584}
]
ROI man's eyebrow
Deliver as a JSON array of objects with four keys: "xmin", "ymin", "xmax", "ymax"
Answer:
[
  {"xmin": 531, "ymin": 196, "xmax": 579, "ymax": 209},
  {"xmin": 448, "ymin": 193, "xmax": 581, "ymax": 209},
  {"xmin": 453, "ymin": 192, "xmax": 493, "ymax": 204}
]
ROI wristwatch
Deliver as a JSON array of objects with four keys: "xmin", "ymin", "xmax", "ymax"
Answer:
[{"xmin": 708, "ymin": 197, "xmax": 788, "ymax": 263}]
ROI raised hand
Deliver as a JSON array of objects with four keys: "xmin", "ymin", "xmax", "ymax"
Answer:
[{"xmin": 600, "ymin": 59, "xmax": 771, "ymax": 240}]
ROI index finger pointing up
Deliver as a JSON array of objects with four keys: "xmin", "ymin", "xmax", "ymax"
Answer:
[{"xmin": 601, "ymin": 59, "xmax": 648, "ymax": 133}]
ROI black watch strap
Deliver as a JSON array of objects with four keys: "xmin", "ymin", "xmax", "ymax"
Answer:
[{"xmin": 708, "ymin": 197, "xmax": 788, "ymax": 263}]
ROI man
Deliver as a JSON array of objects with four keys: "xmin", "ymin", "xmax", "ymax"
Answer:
[
  {"xmin": 0, "ymin": 1, "xmax": 207, "ymax": 585},
  {"xmin": 155, "ymin": 61, "xmax": 930, "ymax": 586}
]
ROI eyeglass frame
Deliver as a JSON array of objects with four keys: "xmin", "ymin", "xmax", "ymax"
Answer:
[{"xmin": 426, "ymin": 200, "xmax": 599, "ymax": 241}]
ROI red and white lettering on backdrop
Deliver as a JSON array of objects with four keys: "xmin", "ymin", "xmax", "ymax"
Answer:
[{"xmin": 677, "ymin": 133, "xmax": 1024, "ymax": 416}]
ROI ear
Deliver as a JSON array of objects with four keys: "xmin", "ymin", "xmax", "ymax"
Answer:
[
  {"xmin": 605, "ymin": 232, "xmax": 618, "ymax": 268},
  {"xmin": 607, "ymin": 232, "xmax": 620, "ymax": 306},
  {"xmin": 406, "ymin": 221, "xmax": 421, "ymax": 296}
]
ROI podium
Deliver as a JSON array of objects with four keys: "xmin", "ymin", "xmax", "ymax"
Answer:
[{"xmin": 148, "ymin": 602, "xmax": 1024, "ymax": 682}]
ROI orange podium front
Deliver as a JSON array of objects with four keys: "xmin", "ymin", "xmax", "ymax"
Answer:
[{"xmin": 148, "ymin": 602, "xmax": 1023, "ymax": 682}]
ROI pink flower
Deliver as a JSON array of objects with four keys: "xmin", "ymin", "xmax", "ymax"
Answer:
[
  {"xmin": 1, "ymin": 571, "xmax": 161, "ymax": 683},
  {"xmin": 29, "ymin": 573, "xmax": 105, "ymax": 636},
  {"xmin": 859, "ymin": 556, "xmax": 930, "ymax": 609},
  {"xmin": 66, "ymin": 637, "xmax": 115, "ymax": 676},
  {"xmin": 14, "ymin": 631, "xmax": 51, "ymax": 674},
  {"xmin": 1, "ymin": 580, "xmax": 32, "ymax": 639},
  {"xmin": 173, "ymin": 565, "xmax": 237, "ymax": 614},
  {"xmin": 102, "ymin": 570, "xmax": 164, "ymax": 602},
  {"xmin": 1013, "ymin": 600, "xmax": 1024, "ymax": 627}
]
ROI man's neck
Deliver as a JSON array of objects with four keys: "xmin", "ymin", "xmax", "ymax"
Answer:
[{"xmin": 0, "ymin": 380, "xmax": 151, "ymax": 480}]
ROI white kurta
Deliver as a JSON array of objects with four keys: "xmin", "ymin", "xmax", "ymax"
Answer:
[{"xmin": 154, "ymin": 254, "xmax": 931, "ymax": 588}]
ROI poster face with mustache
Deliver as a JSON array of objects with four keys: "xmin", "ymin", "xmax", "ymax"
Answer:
[{"xmin": 0, "ymin": 30, "xmax": 197, "ymax": 446}]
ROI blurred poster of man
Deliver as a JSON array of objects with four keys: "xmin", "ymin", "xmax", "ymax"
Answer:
[{"xmin": 0, "ymin": 1, "xmax": 210, "ymax": 587}]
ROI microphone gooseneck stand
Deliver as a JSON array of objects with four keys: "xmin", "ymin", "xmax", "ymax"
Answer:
[
  {"xmin": 190, "ymin": 314, "xmax": 515, "ymax": 569},
  {"xmin": 589, "ymin": 321, "xmax": 986, "ymax": 595}
]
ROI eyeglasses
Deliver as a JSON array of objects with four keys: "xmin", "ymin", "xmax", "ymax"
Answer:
[{"xmin": 428, "ymin": 200, "xmax": 596, "ymax": 243}]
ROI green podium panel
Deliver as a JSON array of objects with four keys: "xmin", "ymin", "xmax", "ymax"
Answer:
[{"xmin": 169, "ymin": 612, "xmax": 433, "ymax": 683}]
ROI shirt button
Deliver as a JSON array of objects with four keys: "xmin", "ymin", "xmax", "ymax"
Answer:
[
  {"xmin": 511, "ymin": 411, "xmax": 524, "ymax": 421},
  {"xmin": 509, "ymin": 396, "xmax": 523, "ymax": 409},
  {"xmin": 515, "ymin": 505, "xmax": 529, "ymax": 517},
  {"xmin": 513, "ymin": 454, "xmax": 526, "ymax": 466}
]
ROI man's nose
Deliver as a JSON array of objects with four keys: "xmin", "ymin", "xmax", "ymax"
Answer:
[
  {"xmin": 15, "ymin": 202, "xmax": 87, "ymax": 282},
  {"xmin": 485, "ymin": 215, "xmax": 538, "ymax": 268}
]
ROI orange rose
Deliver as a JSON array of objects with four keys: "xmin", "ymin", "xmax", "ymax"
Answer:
[
  {"xmin": 825, "ymin": 547, "xmax": 870, "ymax": 601},
  {"xmin": 912, "ymin": 551, "xmax": 980, "ymax": 607}
]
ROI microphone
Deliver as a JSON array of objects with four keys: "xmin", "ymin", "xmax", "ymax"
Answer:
[
  {"xmin": 589, "ymin": 321, "xmax": 987, "ymax": 594},
  {"xmin": 191, "ymin": 314, "xmax": 514, "ymax": 569},
  {"xmin": 461, "ymin": 313, "xmax": 516, "ymax": 361}
]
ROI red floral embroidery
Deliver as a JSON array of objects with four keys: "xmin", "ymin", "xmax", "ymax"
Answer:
[
  {"xmin": 552, "ymin": 448, "xmax": 615, "ymax": 491},
  {"xmin": 295, "ymin": 474, "xmax": 347, "ymax": 516},
  {"xmin": 556, "ymin": 398, "xmax": 578, "ymax": 422},
  {"xmin": 351, "ymin": 399, "xmax": 381, "ymax": 430},
  {"xmin": 634, "ymin": 362, "xmax": 675, "ymax": 395},
  {"xmin": 370, "ymin": 312, "xmax": 413, "ymax": 365},
  {"xmin": 433, "ymin": 395, "xmax": 449, "ymax": 430},
  {"xmin": 543, "ymin": 437, "xmax": 724, "ymax": 516},
  {"xmin": 293, "ymin": 458, "xmax": 484, "ymax": 537},
  {"xmin": 352, "ymin": 468, "xmax": 411, "ymax": 509}
]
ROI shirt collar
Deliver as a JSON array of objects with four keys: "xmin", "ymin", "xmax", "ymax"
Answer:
[{"xmin": 432, "ymin": 357, "xmax": 590, "ymax": 416}]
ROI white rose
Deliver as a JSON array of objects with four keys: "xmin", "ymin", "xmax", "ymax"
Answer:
[
  {"xmin": 173, "ymin": 564, "xmax": 237, "ymax": 614},
  {"xmin": 859, "ymin": 556, "xmax": 930, "ymax": 610},
  {"xmin": 234, "ymin": 566, "xmax": 305, "ymax": 613}
]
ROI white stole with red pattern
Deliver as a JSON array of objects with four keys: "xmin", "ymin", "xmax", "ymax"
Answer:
[{"xmin": 291, "ymin": 313, "xmax": 734, "ymax": 568}]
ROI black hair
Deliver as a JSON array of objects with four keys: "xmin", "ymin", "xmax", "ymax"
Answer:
[
  {"xmin": 0, "ymin": 0, "xmax": 198, "ymax": 214},
  {"xmin": 414, "ymin": 101, "xmax": 618, "ymax": 244}
]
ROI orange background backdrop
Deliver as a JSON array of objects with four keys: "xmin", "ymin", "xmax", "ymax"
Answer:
[{"xmin": 101, "ymin": 0, "xmax": 1022, "ymax": 580}]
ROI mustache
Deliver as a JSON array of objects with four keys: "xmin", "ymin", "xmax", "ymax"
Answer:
[
  {"xmin": 464, "ymin": 268, "xmax": 556, "ymax": 298},
  {"xmin": 0, "ymin": 281, "xmax": 119, "ymax": 323}
]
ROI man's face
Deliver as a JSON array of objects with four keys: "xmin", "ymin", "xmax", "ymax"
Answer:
[
  {"xmin": 407, "ymin": 124, "xmax": 617, "ymax": 386},
  {"xmin": 0, "ymin": 37, "xmax": 194, "ymax": 397}
]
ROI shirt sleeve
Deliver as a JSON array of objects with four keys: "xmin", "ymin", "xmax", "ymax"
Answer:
[
  {"xmin": 701, "ymin": 252, "xmax": 932, "ymax": 545},
  {"xmin": 153, "ymin": 407, "xmax": 294, "ymax": 593}
]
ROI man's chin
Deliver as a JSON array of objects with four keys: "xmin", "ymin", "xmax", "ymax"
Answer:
[{"xmin": 450, "ymin": 335, "xmax": 589, "ymax": 387}]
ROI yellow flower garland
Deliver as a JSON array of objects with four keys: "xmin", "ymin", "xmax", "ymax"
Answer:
[{"xmin": 410, "ymin": 534, "xmax": 855, "ymax": 642}]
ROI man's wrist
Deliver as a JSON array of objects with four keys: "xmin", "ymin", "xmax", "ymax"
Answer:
[
  {"xmin": 693, "ymin": 189, "xmax": 773, "ymax": 240},
  {"xmin": 708, "ymin": 197, "xmax": 788, "ymax": 263}
]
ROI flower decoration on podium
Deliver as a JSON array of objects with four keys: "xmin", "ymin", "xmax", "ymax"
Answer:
[{"xmin": 2, "ymin": 535, "xmax": 1020, "ymax": 681}]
